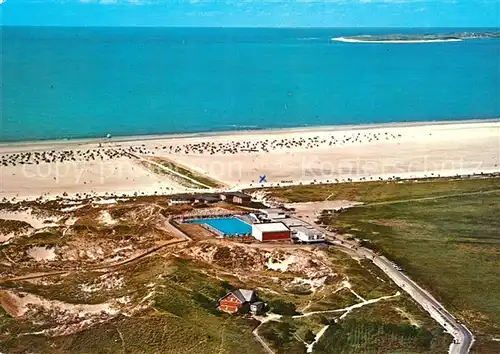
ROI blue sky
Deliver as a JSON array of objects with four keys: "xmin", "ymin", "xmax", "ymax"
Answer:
[{"xmin": 1, "ymin": 0, "xmax": 499, "ymax": 27}]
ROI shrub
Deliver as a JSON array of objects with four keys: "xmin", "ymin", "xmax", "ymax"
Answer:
[{"xmin": 269, "ymin": 299, "xmax": 299, "ymax": 316}]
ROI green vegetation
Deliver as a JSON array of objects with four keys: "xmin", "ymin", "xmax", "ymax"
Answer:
[
  {"xmin": 275, "ymin": 177, "xmax": 499, "ymax": 351},
  {"xmin": 153, "ymin": 158, "xmax": 224, "ymax": 188},
  {"xmin": 315, "ymin": 319, "xmax": 446, "ymax": 354},
  {"xmin": 259, "ymin": 177, "xmax": 500, "ymax": 203},
  {"xmin": 257, "ymin": 246, "xmax": 451, "ymax": 354},
  {"xmin": 259, "ymin": 321, "xmax": 307, "ymax": 354},
  {"xmin": 328, "ymin": 192, "xmax": 500, "ymax": 339},
  {"xmin": 139, "ymin": 160, "xmax": 207, "ymax": 189},
  {"xmin": 342, "ymin": 32, "xmax": 500, "ymax": 42},
  {"xmin": 325, "ymin": 249, "xmax": 399, "ymax": 301},
  {"xmin": 268, "ymin": 299, "xmax": 299, "ymax": 316},
  {"xmin": 258, "ymin": 177, "xmax": 500, "ymax": 350},
  {"xmin": 0, "ymin": 256, "xmax": 265, "ymax": 354}
]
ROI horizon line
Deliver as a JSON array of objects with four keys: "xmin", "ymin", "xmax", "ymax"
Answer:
[{"xmin": 2, "ymin": 25, "xmax": 498, "ymax": 29}]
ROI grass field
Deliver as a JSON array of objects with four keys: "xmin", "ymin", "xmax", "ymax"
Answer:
[
  {"xmin": 315, "ymin": 316, "xmax": 448, "ymax": 354},
  {"xmin": 3, "ymin": 179, "xmax": 498, "ymax": 353},
  {"xmin": 291, "ymin": 178, "xmax": 500, "ymax": 352},
  {"xmin": 259, "ymin": 176, "xmax": 500, "ymax": 203}
]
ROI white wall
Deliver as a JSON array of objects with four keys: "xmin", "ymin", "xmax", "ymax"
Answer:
[
  {"xmin": 251, "ymin": 225, "xmax": 264, "ymax": 241},
  {"xmin": 296, "ymin": 230, "xmax": 324, "ymax": 242}
]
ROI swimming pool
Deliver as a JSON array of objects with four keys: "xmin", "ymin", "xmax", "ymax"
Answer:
[{"xmin": 187, "ymin": 217, "xmax": 252, "ymax": 236}]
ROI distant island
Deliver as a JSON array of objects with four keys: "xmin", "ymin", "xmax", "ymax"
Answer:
[{"xmin": 332, "ymin": 31, "xmax": 500, "ymax": 43}]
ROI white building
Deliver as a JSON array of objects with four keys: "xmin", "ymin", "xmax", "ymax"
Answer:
[
  {"xmin": 292, "ymin": 226, "xmax": 325, "ymax": 243},
  {"xmin": 261, "ymin": 208, "xmax": 288, "ymax": 220},
  {"xmin": 251, "ymin": 222, "xmax": 291, "ymax": 242},
  {"xmin": 168, "ymin": 199, "xmax": 192, "ymax": 206}
]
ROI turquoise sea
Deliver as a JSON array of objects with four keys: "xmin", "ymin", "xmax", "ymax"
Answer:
[{"xmin": 1, "ymin": 27, "xmax": 499, "ymax": 142}]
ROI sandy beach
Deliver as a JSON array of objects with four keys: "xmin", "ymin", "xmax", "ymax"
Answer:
[{"xmin": 1, "ymin": 120, "xmax": 499, "ymax": 201}]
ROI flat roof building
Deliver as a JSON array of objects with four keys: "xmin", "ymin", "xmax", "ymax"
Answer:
[
  {"xmin": 252, "ymin": 222, "xmax": 291, "ymax": 242},
  {"xmin": 292, "ymin": 226, "xmax": 325, "ymax": 243},
  {"xmin": 221, "ymin": 192, "xmax": 252, "ymax": 205},
  {"xmin": 168, "ymin": 194, "xmax": 196, "ymax": 205},
  {"xmin": 260, "ymin": 208, "xmax": 288, "ymax": 220},
  {"xmin": 281, "ymin": 218, "xmax": 311, "ymax": 228}
]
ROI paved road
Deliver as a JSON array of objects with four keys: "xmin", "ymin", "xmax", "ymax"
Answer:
[
  {"xmin": 308, "ymin": 222, "xmax": 475, "ymax": 354},
  {"xmin": 373, "ymin": 254, "xmax": 474, "ymax": 354}
]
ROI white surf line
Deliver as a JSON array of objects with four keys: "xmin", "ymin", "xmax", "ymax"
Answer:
[
  {"xmin": 292, "ymin": 292, "xmax": 400, "ymax": 319},
  {"xmin": 332, "ymin": 37, "xmax": 463, "ymax": 43}
]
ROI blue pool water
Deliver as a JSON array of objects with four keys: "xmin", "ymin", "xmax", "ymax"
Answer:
[{"xmin": 188, "ymin": 217, "xmax": 252, "ymax": 236}]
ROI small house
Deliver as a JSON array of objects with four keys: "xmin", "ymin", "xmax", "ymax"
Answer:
[
  {"xmin": 231, "ymin": 192, "xmax": 252, "ymax": 204},
  {"xmin": 168, "ymin": 194, "xmax": 195, "ymax": 206},
  {"xmin": 198, "ymin": 196, "xmax": 221, "ymax": 204},
  {"xmin": 194, "ymin": 194, "xmax": 221, "ymax": 204},
  {"xmin": 261, "ymin": 208, "xmax": 288, "ymax": 220},
  {"xmin": 220, "ymin": 192, "xmax": 252, "ymax": 205},
  {"xmin": 217, "ymin": 289, "xmax": 257, "ymax": 314},
  {"xmin": 292, "ymin": 226, "xmax": 325, "ymax": 243}
]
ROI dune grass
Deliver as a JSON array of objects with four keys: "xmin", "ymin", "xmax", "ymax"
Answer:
[
  {"xmin": 315, "ymin": 317, "xmax": 448, "ymax": 354},
  {"xmin": 326, "ymin": 191, "xmax": 500, "ymax": 351},
  {"xmin": 153, "ymin": 158, "xmax": 224, "ymax": 188},
  {"xmin": 258, "ymin": 176, "xmax": 500, "ymax": 203},
  {"xmin": 259, "ymin": 177, "xmax": 500, "ymax": 351},
  {"xmin": 0, "ymin": 256, "xmax": 265, "ymax": 354}
]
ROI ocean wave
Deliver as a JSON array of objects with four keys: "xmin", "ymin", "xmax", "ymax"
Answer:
[
  {"xmin": 332, "ymin": 36, "xmax": 463, "ymax": 44},
  {"xmin": 297, "ymin": 37, "xmax": 320, "ymax": 41},
  {"xmin": 221, "ymin": 125, "xmax": 261, "ymax": 129}
]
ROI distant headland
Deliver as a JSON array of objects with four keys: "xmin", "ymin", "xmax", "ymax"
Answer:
[{"xmin": 332, "ymin": 31, "xmax": 500, "ymax": 43}]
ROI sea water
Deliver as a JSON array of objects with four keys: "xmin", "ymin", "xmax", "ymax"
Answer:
[{"xmin": 1, "ymin": 27, "xmax": 499, "ymax": 142}]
